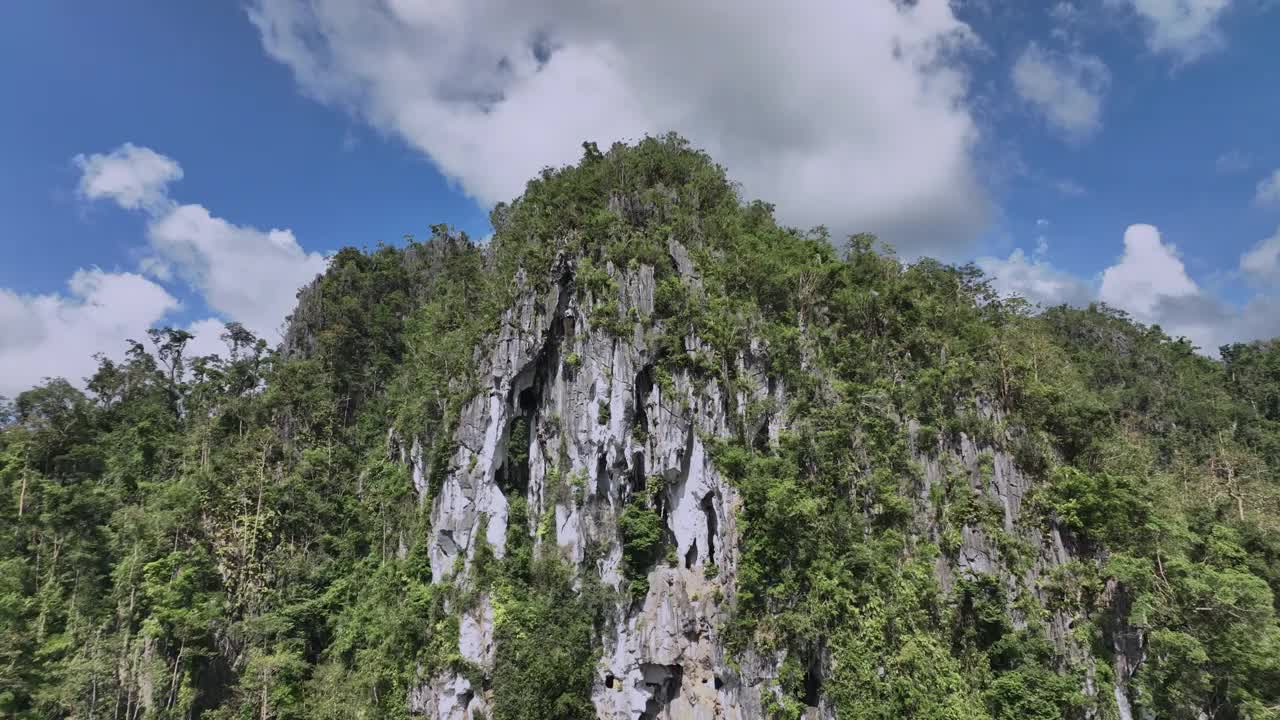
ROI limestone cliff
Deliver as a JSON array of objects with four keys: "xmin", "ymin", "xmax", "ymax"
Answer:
[{"xmin": 401, "ymin": 243, "xmax": 1133, "ymax": 719}]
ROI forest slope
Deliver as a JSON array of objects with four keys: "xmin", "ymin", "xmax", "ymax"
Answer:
[{"xmin": 3, "ymin": 136, "xmax": 1279, "ymax": 719}]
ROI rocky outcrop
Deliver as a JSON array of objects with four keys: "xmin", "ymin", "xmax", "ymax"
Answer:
[
  {"xmin": 406, "ymin": 243, "xmax": 802, "ymax": 719},
  {"xmin": 406, "ymin": 242, "xmax": 1112, "ymax": 719},
  {"xmin": 408, "ymin": 673, "xmax": 490, "ymax": 720}
]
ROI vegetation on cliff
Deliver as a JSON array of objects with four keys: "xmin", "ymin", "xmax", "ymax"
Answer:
[{"xmin": 2, "ymin": 135, "xmax": 1279, "ymax": 719}]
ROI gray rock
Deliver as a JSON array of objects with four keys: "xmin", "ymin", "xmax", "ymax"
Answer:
[{"xmin": 407, "ymin": 255, "xmax": 1104, "ymax": 720}]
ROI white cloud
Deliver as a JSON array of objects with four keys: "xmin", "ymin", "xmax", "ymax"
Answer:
[
  {"xmin": 0, "ymin": 270, "xmax": 179, "ymax": 398},
  {"xmin": 1255, "ymin": 169, "xmax": 1280, "ymax": 208},
  {"xmin": 184, "ymin": 317, "xmax": 234, "ymax": 360},
  {"xmin": 1241, "ymin": 228, "xmax": 1280, "ymax": 284},
  {"xmin": 74, "ymin": 143, "xmax": 183, "ymax": 212},
  {"xmin": 0, "ymin": 144, "xmax": 328, "ymax": 398},
  {"xmin": 75, "ymin": 144, "xmax": 328, "ymax": 341},
  {"xmin": 1147, "ymin": 292, "xmax": 1280, "ymax": 354},
  {"xmin": 1099, "ymin": 224, "xmax": 1198, "ymax": 316},
  {"xmin": 1011, "ymin": 43, "xmax": 1109, "ymax": 141},
  {"xmin": 146, "ymin": 205, "xmax": 326, "ymax": 341},
  {"xmin": 138, "ymin": 256, "xmax": 174, "ymax": 281},
  {"xmin": 980, "ymin": 223, "xmax": 1280, "ymax": 355},
  {"xmin": 1109, "ymin": 0, "xmax": 1234, "ymax": 63},
  {"xmin": 977, "ymin": 248, "xmax": 1094, "ymax": 307},
  {"xmin": 248, "ymin": 0, "xmax": 989, "ymax": 255}
]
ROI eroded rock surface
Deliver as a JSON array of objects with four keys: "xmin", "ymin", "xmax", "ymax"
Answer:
[{"xmin": 408, "ymin": 248, "xmax": 1104, "ymax": 719}]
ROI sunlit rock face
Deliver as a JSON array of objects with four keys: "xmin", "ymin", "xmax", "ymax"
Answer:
[{"xmin": 409, "ymin": 242, "xmax": 1106, "ymax": 720}]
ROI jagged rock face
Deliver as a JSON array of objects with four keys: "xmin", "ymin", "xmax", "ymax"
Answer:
[
  {"xmin": 408, "ymin": 673, "xmax": 490, "ymax": 720},
  {"xmin": 407, "ymin": 243, "xmax": 794, "ymax": 719},
  {"xmin": 406, "ymin": 244, "xmax": 1119, "ymax": 719},
  {"xmin": 912, "ymin": 423, "xmax": 1152, "ymax": 714}
]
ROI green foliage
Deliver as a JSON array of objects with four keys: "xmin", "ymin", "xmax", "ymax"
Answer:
[
  {"xmin": 490, "ymin": 559, "xmax": 599, "ymax": 720},
  {"xmin": 618, "ymin": 501, "xmax": 664, "ymax": 598},
  {"xmin": 984, "ymin": 666, "xmax": 1081, "ymax": 720},
  {"xmin": 1041, "ymin": 466, "xmax": 1151, "ymax": 545},
  {"xmin": 1, "ymin": 134, "xmax": 1278, "ymax": 720}
]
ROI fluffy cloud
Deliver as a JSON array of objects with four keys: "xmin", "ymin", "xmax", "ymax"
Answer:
[
  {"xmin": 1148, "ymin": 292, "xmax": 1280, "ymax": 354},
  {"xmin": 0, "ymin": 145, "xmax": 326, "ymax": 398},
  {"xmin": 1095, "ymin": 224, "xmax": 1231, "ymax": 350},
  {"xmin": 73, "ymin": 145, "xmax": 328, "ymax": 340},
  {"xmin": 1098, "ymin": 224, "xmax": 1198, "ymax": 316},
  {"xmin": 248, "ymin": 0, "xmax": 989, "ymax": 255},
  {"xmin": 1109, "ymin": 0, "xmax": 1234, "ymax": 62},
  {"xmin": 981, "ymin": 223, "xmax": 1279, "ymax": 355},
  {"xmin": 1255, "ymin": 169, "xmax": 1280, "ymax": 208},
  {"xmin": 1011, "ymin": 43, "xmax": 1109, "ymax": 141},
  {"xmin": 0, "ymin": 270, "xmax": 179, "ymax": 397},
  {"xmin": 147, "ymin": 205, "xmax": 326, "ymax": 340},
  {"xmin": 1240, "ymin": 228, "xmax": 1280, "ymax": 284},
  {"xmin": 977, "ymin": 248, "xmax": 1094, "ymax": 307},
  {"xmin": 74, "ymin": 143, "xmax": 183, "ymax": 212},
  {"xmin": 184, "ymin": 317, "xmax": 236, "ymax": 360}
]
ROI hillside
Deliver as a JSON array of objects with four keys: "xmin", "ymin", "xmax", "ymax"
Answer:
[{"xmin": 3, "ymin": 135, "xmax": 1280, "ymax": 720}]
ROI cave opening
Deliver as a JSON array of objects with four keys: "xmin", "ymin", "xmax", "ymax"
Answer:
[
  {"xmin": 631, "ymin": 452, "xmax": 646, "ymax": 493},
  {"xmin": 517, "ymin": 386, "xmax": 538, "ymax": 412},
  {"xmin": 752, "ymin": 422, "xmax": 769, "ymax": 453},
  {"xmin": 640, "ymin": 664, "xmax": 683, "ymax": 719},
  {"xmin": 700, "ymin": 492, "xmax": 717, "ymax": 563},
  {"xmin": 803, "ymin": 661, "xmax": 822, "ymax": 707},
  {"xmin": 595, "ymin": 452, "xmax": 610, "ymax": 498},
  {"xmin": 499, "ymin": 415, "xmax": 531, "ymax": 496},
  {"xmin": 633, "ymin": 365, "xmax": 653, "ymax": 436}
]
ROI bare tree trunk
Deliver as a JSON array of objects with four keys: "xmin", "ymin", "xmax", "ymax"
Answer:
[
  {"xmin": 260, "ymin": 663, "xmax": 272, "ymax": 720},
  {"xmin": 119, "ymin": 545, "xmax": 140, "ymax": 720},
  {"xmin": 167, "ymin": 640, "xmax": 185, "ymax": 710}
]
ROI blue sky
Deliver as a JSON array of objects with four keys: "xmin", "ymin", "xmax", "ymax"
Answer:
[{"xmin": 2, "ymin": 0, "xmax": 1279, "ymax": 396}]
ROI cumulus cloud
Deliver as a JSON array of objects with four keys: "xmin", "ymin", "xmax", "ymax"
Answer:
[
  {"xmin": 248, "ymin": 0, "xmax": 989, "ymax": 255},
  {"xmin": 1108, "ymin": 0, "xmax": 1235, "ymax": 63},
  {"xmin": 1149, "ymin": 292, "xmax": 1280, "ymax": 354},
  {"xmin": 977, "ymin": 248, "xmax": 1095, "ymax": 307},
  {"xmin": 1011, "ymin": 43, "xmax": 1109, "ymax": 141},
  {"xmin": 1094, "ymin": 224, "xmax": 1233, "ymax": 350},
  {"xmin": 73, "ymin": 144, "xmax": 328, "ymax": 340},
  {"xmin": 184, "ymin": 317, "xmax": 237, "ymax": 360},
  {"xmin": 74, "ymin": 142, "xmax": 183, "ymax": 212},
  {"xmin": 0, "ymin": 270, "xmax": 179, "ymax": 397},
  {"xmin": 1098, "ymin": 224, "xmax": 1198, "ymax": 316},
  {"xmin": 1255, "ymin": 169, "xmax": 1280, "ymax": 208},
  {"xmin": 147, "ymin": 205, "xmax": 325, "ymax": 340},
  {"xmin": 138, "ymin": 256, "xmax": 174, "ymax": 281},
  {"xmin": 1240, "ymin": 228, "xmax": 1280, "ymax": 285},
  {"xmin": 980, "ymin": 223, "xmax": 1280, "ymax": 355},
  {"xmin": 0, "ymin": 145, "xmax": 327, "ymax": 398}
]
